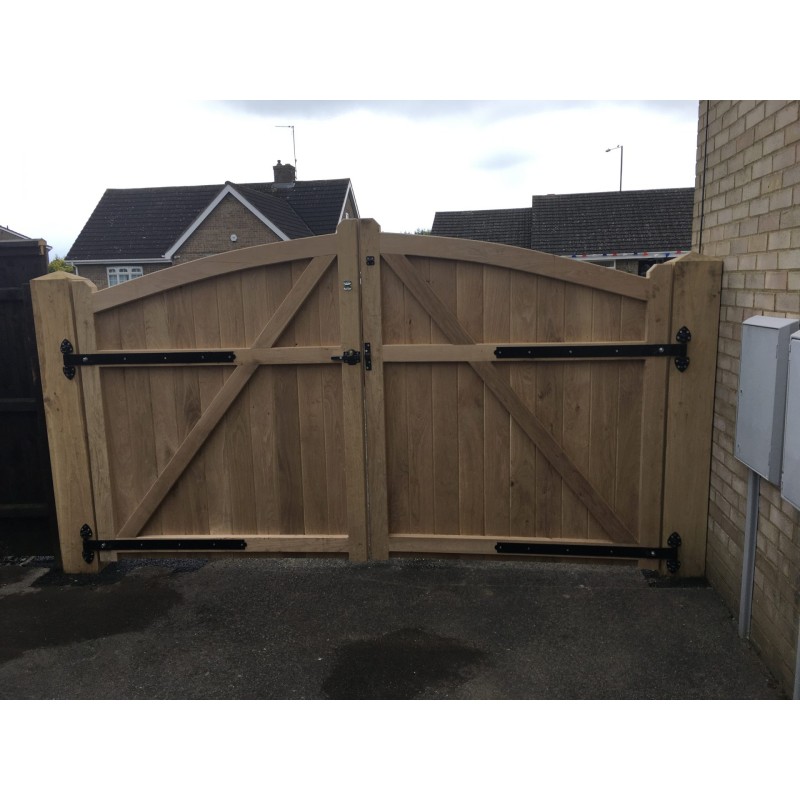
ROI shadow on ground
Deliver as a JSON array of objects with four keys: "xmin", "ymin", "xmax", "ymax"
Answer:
[{"xmin": 0, "ymin": 556, "xmax": 784, "ymax": 700}]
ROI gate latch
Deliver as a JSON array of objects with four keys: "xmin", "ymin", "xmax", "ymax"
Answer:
[{"xmin": 331, "ymin": 349, "xmax": 361, "ymax": 366}]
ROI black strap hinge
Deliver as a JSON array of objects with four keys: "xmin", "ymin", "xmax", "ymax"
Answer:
[
  {"xmin": 494, "ymin": 327, "xmax": 692, "ymax": 372},
  {"xmin": 80, "ymin": 524, "xmax": 247, "ymax": 563},
  {"xmin": 61, "ymin": 340, "xmax": 236, "ymax": 379},
  {"xmin": 495, "ymin": 532, "xmax": 682, "ymax": 573}
]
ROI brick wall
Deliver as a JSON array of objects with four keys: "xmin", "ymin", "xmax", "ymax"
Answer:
[
  {"xmin": 694, "ymin": 100, "xmax": 800, "ymax": 693},
  {"xmin": 173, "ymin": 194, "xmax": 282, "ymax": 264}
]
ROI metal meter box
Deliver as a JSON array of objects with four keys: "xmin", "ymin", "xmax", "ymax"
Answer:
[
  {"xmin": 735, "ymin": 315, "xmax": 799, "ymax": 483},
  {"xmin": 781, "ymin": 331, "xmax": 800, "ymax": 510}
]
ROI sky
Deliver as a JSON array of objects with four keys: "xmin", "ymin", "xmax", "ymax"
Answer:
[
  {"xmin": 5, "ymin": 99, "xmax": 700, "ymax": 259},
  {"xmin": 3, "ymin": 2, "xmax": 791, "ymax": 264}
]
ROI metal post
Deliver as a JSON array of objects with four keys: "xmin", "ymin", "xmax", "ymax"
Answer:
[
  {"xmin": 605, "ymin": 145, "xmax": 623, "ymax": 191},
  {"xmin": 738, "ymin": 469, "xmax": 760, "ymax": 639}
]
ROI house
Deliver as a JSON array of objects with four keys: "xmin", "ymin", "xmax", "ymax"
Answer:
[
  {"xmin": 431, "ymin": 187, "xmax": 694, "ymax": 275},
  {"xmin": 66, "ymin": 161, "xmax": 359, "ymax": 289},
  {"xmin": 0, "ymin": 224, "xmax": 34, "ymax": 242}
]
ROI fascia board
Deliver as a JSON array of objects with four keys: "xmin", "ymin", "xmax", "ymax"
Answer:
[
  {"xmin": 164, "ymin": 185, "xmax": 289, "ymax": 259},
  {"xmin": 339, "ymin": 181, "xmax": 359, "ymax": 220}
]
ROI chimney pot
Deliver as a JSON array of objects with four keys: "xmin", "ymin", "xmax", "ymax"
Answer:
[{"xmin": 273, "ymin": 160, "xmax": 296, "ymax": 184}]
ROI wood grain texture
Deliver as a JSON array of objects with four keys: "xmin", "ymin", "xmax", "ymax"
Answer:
[
  {"xmin": 30, "ymin": 273, "xmax": 98, "ymax": 573},
  {"xmin": 114, "ymin": 255, "xmax": 335, "ymax": 540},
  {"xmin": 384, "ymin": 252, "xmax": 637, "ymax": 544},
  {"xmin": 661, "ymin": 254, "xmax": 722, "ymax": 577}
]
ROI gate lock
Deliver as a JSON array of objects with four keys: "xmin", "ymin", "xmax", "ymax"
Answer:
[
  {"xmin": 331, "ymin": 349, "xmax": 361, "ymax": 366},
  {"xmin": 330, "ymin": 343, "xmax": 372, "ymax": 370}
]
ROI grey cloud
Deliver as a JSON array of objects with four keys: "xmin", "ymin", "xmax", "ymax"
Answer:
[
  {"xmin": 474, "ymin": 151, "xmax": 531, "ymax": 170},
  {"xmin": 216, "ymin": 99, "xmax": 593, "ymax": 122}
]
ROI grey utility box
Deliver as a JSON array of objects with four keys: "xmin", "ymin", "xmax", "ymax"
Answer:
[
  {"xmin": 735, "ymin": 315, "xmax": 799, "ymax": 484},
  {"xmin": 781, "ymin": 331, "xmax": 800, "ymax": 510}
]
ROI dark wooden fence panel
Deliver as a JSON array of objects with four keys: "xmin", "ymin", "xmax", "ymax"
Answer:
[{"xmin": 0, "ymin": 240, "xmax": 58, "ymax": 557}]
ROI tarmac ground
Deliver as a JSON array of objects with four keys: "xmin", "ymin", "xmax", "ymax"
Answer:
[{"xmin": 0, "ymin": 554, "xmax": 784, "ymax": 700}]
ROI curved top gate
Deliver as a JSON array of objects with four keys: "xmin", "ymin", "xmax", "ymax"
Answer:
[{"xmin": 32, "ymin": 220, "xmax": 721, "ymax": 575}]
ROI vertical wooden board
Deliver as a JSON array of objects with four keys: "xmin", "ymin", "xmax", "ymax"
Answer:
[
  {"xmin": 336, "ymin": 221, "xmax": 369, "ymax": 560},
  {"xmin": 482, "ymin": 265, "xmax": 511, "ymax": 537},
  {"xmin": 166, "ymin": 287, "xmax": 208, "ymax": 536},
  {"xmin": 318, "ymin": 261, "xmax": 347, "ymax": 535},
  {"xmin": 429, "ymin": 259, "xmax": 460, "ymax": 535},
  {"xmin": 248, "ymin": 263, "xmax": 292, "ymax": 533},
  {"xmin": 94, "ymin": 309, "xmax": 121, "ymax": 350},
  {"xmin": 588, "ymin": 290, "xmax": 622, "ymax": 540},
  {"xmin": 275, "ymin": 260, "xmax": 316, "ymax": 347},
  {"xmin": 405, "ymin": 257, "xmax": 434, "ymax": 534},
  {"xmin": 381, "ymin": 260, "xmax": 406, "ymax": 345},
  {"xmin": 509, "ymin": 271, "xmax": 537, "ymax": 537},
  {"xmin": 360, "ymin": 223, "xmax": 388, "ymax": 556},
  {"xmin": 273, "ymin": 365, "xmax": 305, "ymax": 534},
  {"xmin": 382, "ymin": 260, "xmax": 410, "ymax": 534},
  {"xmin": 240, "ymin": 266, "xmax": 270, "ymax": 346},
  {"xmin": 71, "ymin": 281, "xmax": 115, "ymax": 542},
  {"xmin": 321, "ymin": 364, "xmax": 347, "ymax": 533},
  {"xmin": 662, "ymin": 255, "xmax": 722, "ymax": 576},
  {"xmin": 248, "ymin": 367, "xmax": 279, "ymax": 533},
  {"xmin": 619, "ymin": 296, "xmax": 646, "ymax": 341},
  {"xmin": 615, "ymin": 362, "xmax": 643, "ymax": 533},
  {"xmin": 297, "ymin": 361, "xmax": 330, "ymax": 535},
  {"xmin": 562, "ymin": 285, "xmax": 593, "ymax": 537},
  {"xmin": 190, "ymin": 279, "xmax": 227, "ymax": 533},
  {"xmin": 30, "ymin": 274, "xmax": 98, "ymax": 573},
  {"xmin": 457, "ymin": 261, "xmax": 484, "ymax": 535},
  {"xmin": 384, "ymin": 366, "xmax": 409, "ymax": 534},
  {"xmin": 217, "ymin": 274, "xmax": 257, "ymax": 534},
  {"xmin": 102, "ymin": 369, "xmax": 134, "ymax": 533},
  {"xmin": 535, "ymin": 277, "xmax": 565, "ymax": 538},
  {"xmin": 140, "ymin": 293, "xmax": 186, "ymax": 536},
  {"xmin": 267, "ymin": 261, "xmax": 296, "ymax": 314},
  {"xmin": 116, "ymin": 301, "xmax": 160, "ymax": 536},
  {"xmin": 637, "ymin": 262, "xmax": 673, "ymax": 552},
  {"xmin": 615, "ymin": 298, "xmax": 647, "ymax": 535}
]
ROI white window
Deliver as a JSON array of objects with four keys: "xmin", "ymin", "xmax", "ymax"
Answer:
[{"xmin": 107, "ymin": 266, "xmax": 143, "ymax": 287}]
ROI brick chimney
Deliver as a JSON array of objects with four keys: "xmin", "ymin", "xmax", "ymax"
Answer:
[{"xmin": 273, "ymin": 160, "xmax": 296, "ymax": 184}]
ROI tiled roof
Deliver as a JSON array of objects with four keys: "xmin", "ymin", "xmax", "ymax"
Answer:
[
  {"xmin": 67, "ymin": 179, "xmax": 353, "ymax": 261},
  {"xmin": 243, "ymin": 179, "xmax": 352, "ymax": 236},
  {"xmin": 232, "ymin": 183, "xmax": 314, "ymax": 239},
  {"xmin": 530, "ymin": 188, "xmax": 694, "ymax": 254},
  {"xmin": 431, "ymin": 188, "xmax": 694, "ymax": 255},
  {"xmin": 431, "ymin": 208, "xmax": 531, "ymax": 248}
]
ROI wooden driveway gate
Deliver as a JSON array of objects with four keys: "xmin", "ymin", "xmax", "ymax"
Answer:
[{"xmin": 32, "ymin": 220, "xmax": 721, "ymax": 575}]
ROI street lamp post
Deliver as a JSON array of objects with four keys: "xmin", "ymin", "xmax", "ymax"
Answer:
[{"xmin": 605, "ymin": 144, "xmax": 623, "ymax": 191}]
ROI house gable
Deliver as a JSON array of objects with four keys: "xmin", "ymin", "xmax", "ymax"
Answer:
[
  {"xmin": 170, "ymin": 192, "xmax": 285, "ymax": 264},
  {"xmin": 0, "ymin": 225, "xmax": 32, "ymax": 242},
  {"xmin": 164, "ymin": 183, "xmax": 290, "ymax": 260},
  {"xmin": 66, "ymin": 173, "xmax": 358, "ymax": 277}
]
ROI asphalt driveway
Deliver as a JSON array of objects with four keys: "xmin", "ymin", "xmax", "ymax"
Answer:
[{"xmin": 0, "ymin": 555, "xmax": 783, "ymax": 699}]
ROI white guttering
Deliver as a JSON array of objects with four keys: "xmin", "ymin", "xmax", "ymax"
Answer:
[
  {"xmin": 68, "ymin": 258, "xmax": 172, "ymax": 265},
  {"xmin": 566, "ymin": 249, "xmax": 687, "ymax": 263}
]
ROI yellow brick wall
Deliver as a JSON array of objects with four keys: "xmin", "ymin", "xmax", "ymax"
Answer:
[{"xmin": 694, "ymin": 100, "xmax": 800, "ymax": 693}]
